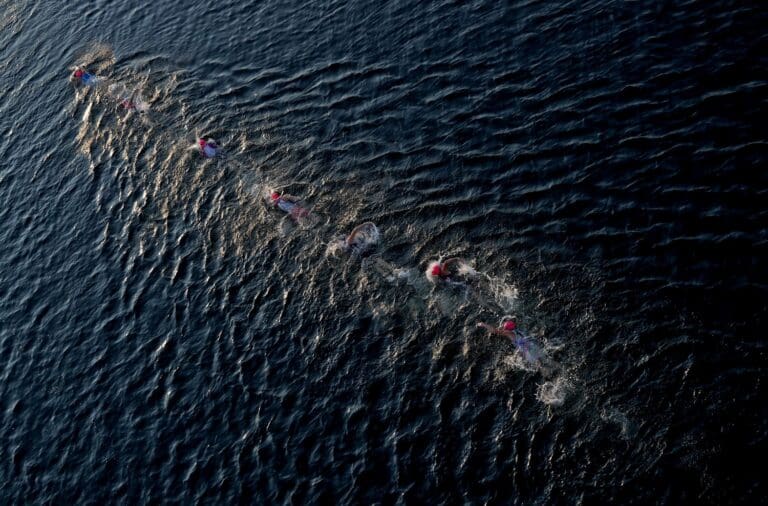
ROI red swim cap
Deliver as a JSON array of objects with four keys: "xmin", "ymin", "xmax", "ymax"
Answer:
[
  {"xmin": 74, "ymin": 69, "xmax": 84, "ymax": 78},
  {"xmin": 198, "ymin": 138, "xmax": 206, "ymax": 147},
  {"xmin": 431, "ymin": 264, "xmax": 443, "ymax": 277},
  {"xmin": 503, "ymin": 321, "xmax": 516, "ymax": 331},
  {"xmin": 270, "ymin": 192, "xmax": 280, "ymax": 202}
]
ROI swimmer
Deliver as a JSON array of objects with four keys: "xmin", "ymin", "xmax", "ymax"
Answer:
[
  {"xmin": 106, "ymin": 81, "xmax": 149, "ymax": 113},
  {"xmin": 269, "ymin": 191, "xmax": 311, "ymax": 221},
  {"xmin": 328, "ymin": 222, "xmax": 380, "ymax": 256},
  {"xmin": 426, "ymin": 257, "xmax": 478, "ymax": 284},
  {"xmin": 72, "ymin": 67, "xmax": 100, "ymax": 87},
  {"xmin": 121, "ymin": 96, "xmax": 135, "ymax": 110},
  {"xmin": 476, "ymin": 318, "xmax": 517, "ymax": 337},
  {"xmin": 346, "ymin": 222, "xmax": 380, "ymax": 254},
  {"xmin": 120, "ymin": 90, "xmax": 149, "ymax": 112},
  {"xmin": 476, "ymin": 318, "xmax": 543, "ymax": 366},
  {"xmin": 198, "ymin": 138, "xmax": 220, "ymax": 158}
]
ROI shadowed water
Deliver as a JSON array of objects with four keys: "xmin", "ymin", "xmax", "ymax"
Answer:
[{"xmin": 0, "ymin": 0, "xmax": 766, "ymax": 503}]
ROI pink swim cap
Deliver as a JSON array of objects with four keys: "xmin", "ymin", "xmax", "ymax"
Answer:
[
  {"xmin": 503, "ymin": 320, "xmax": 516, "ymax": 331},
  {"xmin": 431, "ymin": 264, "xmax": 443, "ymax": 277},
  {"xmin": 74, "ymin": 69, "xmax": 84, "ymax": 78},
  {"xmin": 198, "ymin": 138, "xmax": 206, "ymax": 147},
  {"xmin": 270, "ymin": 192, "xmax": 280, "ymax": 202}
]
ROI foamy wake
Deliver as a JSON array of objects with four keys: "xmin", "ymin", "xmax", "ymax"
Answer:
[
  {"xmin": 425, "ymin": 261, "xmax": 441, "ymax": 283},
  {"xmin": 457, "ymin": 263, "xmax": 479, "ymax": 277},
  {"xmin": 325, "ymin": 237, "xmax": 348, "ymax": 257},
  {"xmin": 367, "ymin": 258, "xmax": 413, "ymax": 283},
  {"xmin": 536, "ymin": 376, "xmax": 570, "ymax": 406}
]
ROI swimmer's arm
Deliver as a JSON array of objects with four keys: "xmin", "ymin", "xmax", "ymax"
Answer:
[
  {"xmin": 442, "ymin": 257, "xmax": 463, "ymax": 270},
  {"xmin": 476, "ymin": 322, "xmax": 501, "ymax": 335},
  {"xmin": 346, "ymin": 224, "xmax": 366, "ymax": 244},
  {"xmin": 442, "ymin": 257, "xmax": 466, "ymax": 276}
]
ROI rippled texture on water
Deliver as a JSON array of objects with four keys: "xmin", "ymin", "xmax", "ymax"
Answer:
[{"xmin": 1, "ymin": 0, "xmax": 766, "ymax": 503}]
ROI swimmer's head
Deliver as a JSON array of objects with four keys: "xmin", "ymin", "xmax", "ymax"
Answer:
[
  {"xmin": 74, "ymin": 69, "xmax": 84, "ymax": 78},
  {"xmin": 431, "ymin": 264, "xmax": 443, "ymax": 277},
  {"xmin": 270, "ymin": 192, "xmax": 280, "ymax": 202},
  {"xmin": 198, "ymin": 138, "xmax": 206, "ymax": 148},
  {"xmin": 503, "ymin": 320, "xmax": 516, "ymax": 332}
]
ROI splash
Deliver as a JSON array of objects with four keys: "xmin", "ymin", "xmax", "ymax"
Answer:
[
  {"xmin": 425, "ymin": 260, "xmax": 441, "ymax": 283},
  {"xmin": 134, "ymin": 96, "xmax": 150, "ymax": 113},
  {"xmin": 367, "ymin": 257, "xmax": 412, "ymax": 284},
  {"xmin": 325, "ymin": 237, "xmax": 349, "ymax": 257},
  {"xmin": 425, "ymin": 258, "xmax": 479, "ymax": 284},
  {"xmin": 536, "ymin": 376, "xmax": 570, "ymax": 406},
  {"xmin": 457, "ymin": 263, "xmax": 478, "ymax": 277},
  {"xmin": 500, "ymin": 350, "xmax": 539, "ymax": 374},
  {"xmin": 107, "ymin": 83, "xmax": 127, "ymax": 99},
  {"xmin": 487, "ymin": 278, "xmax": 519, "ymax": 313},
  {"xmin": 108, "ymin": 83, "xmax": 150, "ymax": 112}
]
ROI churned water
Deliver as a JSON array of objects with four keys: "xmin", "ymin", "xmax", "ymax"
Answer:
[{"xmin": 0, "ymin": 0, "xmax": 766, "ymax": 503}]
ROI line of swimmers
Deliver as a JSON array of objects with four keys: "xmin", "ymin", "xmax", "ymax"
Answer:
[
  {"xmin": 73, "ymin": 66, "xmax": 222, "ymax": 159},
  {"xmin": 330, "ymin": 221, "xmax": 546, "ymax": 367},
  {"xmin": 71, "ymin": 65, "xmax": 548, "ymax": 369}
]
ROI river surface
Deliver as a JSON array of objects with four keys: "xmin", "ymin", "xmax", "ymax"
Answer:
[{"xmin": 0, "ymin": 0, "xmax": 766, "ymax": 503}]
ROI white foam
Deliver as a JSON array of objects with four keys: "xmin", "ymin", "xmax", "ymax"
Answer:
[
  {"xmin": 133, "ymin": 95, "xmax": 150, "ymax": 112},
  {"xmin": 485, "ymin": 277, "xmax": 519, "ymax": 313},
  {"xmin": 456, "ymin": 263, "xmax": 479, "ymax": 277},
  {"xmin": 425, "ymin": 261, "xmax": 441, "ymax": 283},
  {"xmin": 325, "ymin": 237, "xmax": 348, "ymax": 257},
  {"xmin": 536, "ymin": 376, "xmax": 570, "ymax": 406}
]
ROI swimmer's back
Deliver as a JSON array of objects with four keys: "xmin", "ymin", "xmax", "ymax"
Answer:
[
  {"xmin": 276, "ymin": 199, "xmax": 296, "ymax": 213},
  {"xmin": 81, "ymin": 73, "xmax": 98, "ymax": 86},
  {"xmin": 202, "ymin": 144, "xmax": 217, "ymax": 157}
]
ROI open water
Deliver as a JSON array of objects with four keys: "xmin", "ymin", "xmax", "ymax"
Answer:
[{"xmin": 0, "ymin": 0, "xmax": 766, "ymax": 503}]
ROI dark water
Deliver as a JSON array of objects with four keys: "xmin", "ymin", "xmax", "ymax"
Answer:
[{"xmin": 1, "ymin": 0, "xmax": 767, "ymax": 503}]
